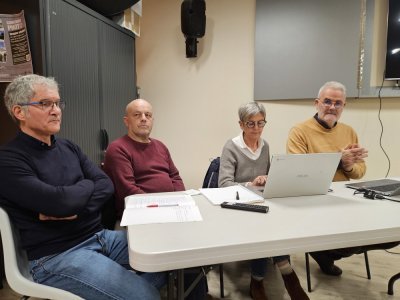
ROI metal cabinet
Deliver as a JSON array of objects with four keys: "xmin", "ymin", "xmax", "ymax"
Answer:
[
  {"xmin": 44, "ymin": 0, "xmax": 136, "ymax": 164},
  {"xmin": 0, "ymin": 0, "xmax": 136, "ymax": 164}
]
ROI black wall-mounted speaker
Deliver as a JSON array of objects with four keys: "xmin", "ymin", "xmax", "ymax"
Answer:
[
  {"xmin": 181, "ymin": 0, "xmax": 206, "ymax": 38},
  {"xmin": 76, "ymin": 0, "xmax": 140, "ymax": 17}
]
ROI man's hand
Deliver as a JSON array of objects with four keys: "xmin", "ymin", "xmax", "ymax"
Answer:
[
  {"xmin": 250, "ymin": 175, "xmax": 268, "ymax": 186},
  {"xmin": 341, "ymin": 144, "xmax": 368, "ymax": 171},
  {"xmin": 39, "ymin": 213, "xmax": 78, "ymax": 221}
]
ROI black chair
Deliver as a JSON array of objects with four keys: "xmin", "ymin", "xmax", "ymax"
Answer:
[
  {"xmin": 101, "ymin": 194, "xmax": 117, "ymax": 230},
  {"xmin": 202, "ymin": 157, "xmax": 220, "ymax": 189},
  {"xmin": 305, "ymin": 251, "xmax": 371, "ymax": 292},
  {"xmin": 388, "ymin": 272, "xmax": 400, "ymax": 295},
  {"xmin": 202, "ymin": 157, "xmax": 224, "ymax": 298}
]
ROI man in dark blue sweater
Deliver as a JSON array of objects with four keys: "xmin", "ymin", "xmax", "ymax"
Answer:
[{"xmin": 0, "ymin": 74, "xmax": 165, "ymax": 299}]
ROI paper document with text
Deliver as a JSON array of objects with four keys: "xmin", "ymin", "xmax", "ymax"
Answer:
[{"xmin": 121, "ymin": 194, "xmax": 202, "ymax": 225}]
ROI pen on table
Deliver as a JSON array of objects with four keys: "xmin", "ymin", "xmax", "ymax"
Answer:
[
  {"xmin": 146, "ymin": 204, "xmax": 179, "ymax": 208},
  {"xmin": 236, "ymin": 191, "xmax": 240, "ymax": 200}
]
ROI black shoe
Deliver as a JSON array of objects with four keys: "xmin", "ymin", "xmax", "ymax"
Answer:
[
  {"xmin": 310, "ymin": 252, "xmax": 342, "ymax": 276},
  {"xmin": 319, "ymin": 263, "xmax": 342, "ymax": 276}
]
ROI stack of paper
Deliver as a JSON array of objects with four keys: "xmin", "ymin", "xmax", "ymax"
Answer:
[
  {"xmin": 199, "ymin": 185, "xmax": 264, "ymax": 205},
  {"xmin": 120, "ymin": 194, "xmax": 203, "ymax": 226}
]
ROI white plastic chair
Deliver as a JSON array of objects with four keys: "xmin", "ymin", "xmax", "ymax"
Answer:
[{"xmin": 0, "ymin": 206, "xmax": 82, "ymax": 300}]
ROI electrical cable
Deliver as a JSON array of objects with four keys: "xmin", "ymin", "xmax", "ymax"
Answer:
[
  {"xmin": 354, "ymin": 188, "xmax": 400, "ymax": 203},
  {"xmin": 385, "ymin": 249, "xmax": 400, "ymax": 255},
  {"xmin": 378, "ymin": 70, "xmax": 391, "ymax": 177}
]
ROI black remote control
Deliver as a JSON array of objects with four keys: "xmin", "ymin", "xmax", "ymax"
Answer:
[{"xmin": 220, "ymin": 202, "xmax": 269, "ymax": 213}]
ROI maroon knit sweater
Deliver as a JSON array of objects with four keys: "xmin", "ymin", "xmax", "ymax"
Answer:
[{"xmin": 104, "ymin": 135, "xmax": 185, "ymax": 218}]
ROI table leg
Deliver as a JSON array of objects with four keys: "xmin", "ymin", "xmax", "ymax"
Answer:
[
  {"xmin": 176, "ymin": 269, "xmax": 185, "ymax": 300},
  {"xmin": 168, "ymin": 268, "xmax": 204, "ymax": 299},
  {"xmin": 167, "ymin": 271, "xmax": 175, "ymax": 300},
  {"xmin": 305, "ymin": 253, "xmax": 311, "ymax": 292}
]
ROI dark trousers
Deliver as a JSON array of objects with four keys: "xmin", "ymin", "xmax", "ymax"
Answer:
[
  {"xmin": 312, "ymin": 241, "xmax": 400, "ymax": 261},
  {"xmin": 184, "ymin": 268, "xmax": 208, "ymax": 300}
]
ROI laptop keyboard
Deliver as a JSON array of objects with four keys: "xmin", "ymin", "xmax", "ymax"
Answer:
[{"xmin": 371, "ymin": 183, "xmax": 400, "ymax": 192}]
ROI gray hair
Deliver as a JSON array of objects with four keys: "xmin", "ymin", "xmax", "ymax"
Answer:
[
  {"xmin": 238, "ymin": 102, "xmax": 266, "ymax": 122},
  {"xmin": 4, "ymin": 74, "xmax": 59, "ymax": 121},
  {"xmin": 318, "ymin": 81, "xmax": 347, "ymax": 99}
]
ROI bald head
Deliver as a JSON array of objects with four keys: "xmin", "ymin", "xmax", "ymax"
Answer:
[
  {"xmin": 125, "ymin": 99, "xmax": 152, "ymax": 116},
  {"xmin": 124, "ymin": 99, "xmax": 154, "ymax": 143}
]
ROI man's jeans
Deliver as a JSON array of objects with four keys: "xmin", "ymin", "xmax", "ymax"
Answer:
[{"xmin": 29, "ymin": 229, "xmax": 166, "ymax": 300}]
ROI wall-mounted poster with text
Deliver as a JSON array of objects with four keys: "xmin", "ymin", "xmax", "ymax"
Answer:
[{"xmin": 0, "ymin": 10, "xmax": 33, "ymax": 82}]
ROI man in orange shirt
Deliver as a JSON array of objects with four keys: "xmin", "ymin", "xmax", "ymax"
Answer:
[{"xmin": 287, "ymin": 81, "xmax": 398, "ymax": 276}]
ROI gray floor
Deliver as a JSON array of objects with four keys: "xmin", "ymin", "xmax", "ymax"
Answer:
[
  {"xmin": 206, "ymin": 248, "xmax": 400, "ymax": 299},
  {"xmin": 1, "ymin": 247, "xmax": 400, "ymax": 299}
]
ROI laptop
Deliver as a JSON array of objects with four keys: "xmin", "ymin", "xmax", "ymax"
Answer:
[
  {"xmin": 346, "ymin": 179, "xmax": 400, "ymax": 197},
  {"xmin": 262, "ymin": 153, "xmax": 342, "ymax": 199}
]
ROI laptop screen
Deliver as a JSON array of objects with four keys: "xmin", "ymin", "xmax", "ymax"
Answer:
[{"xmin": 263, "ymin": 153, "xmax": 341, "ymax": 199}]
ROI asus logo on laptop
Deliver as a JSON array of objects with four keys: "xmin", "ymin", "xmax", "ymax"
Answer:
[{"xmin": 296, "ymin": 174, "xmax": 309, "ymax": 178}]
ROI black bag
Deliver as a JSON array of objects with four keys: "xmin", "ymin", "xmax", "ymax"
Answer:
[
  {"xmin": 101, "ymin": 194, "xmax": 117, "ymax": 230},
  {"xmin": 202, "ymin": 157, "xmax": 220, "ymax": 188}
]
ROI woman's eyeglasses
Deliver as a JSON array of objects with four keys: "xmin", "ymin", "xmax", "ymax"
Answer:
[{"xmin": 244, "ymin": 120, "xmax": 267, "ymax": 128}]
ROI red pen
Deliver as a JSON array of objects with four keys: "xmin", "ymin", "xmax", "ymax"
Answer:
[{"xmin": 146, "ymin": 204, "xmax": 179, "ymax": 208}]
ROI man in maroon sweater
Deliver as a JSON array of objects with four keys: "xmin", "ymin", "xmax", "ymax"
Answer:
[
  {"xmin": 104, "ymin": 98, "xmax": 185, "ymax": 220},
  {"xmin": 104, "ymin": 99, "xmax": 212, "ymax": 300}
]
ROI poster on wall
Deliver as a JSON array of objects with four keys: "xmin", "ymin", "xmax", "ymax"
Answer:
[{"xmin": 0, "ymin": 10, "xmax": 33, "ymax": 82}]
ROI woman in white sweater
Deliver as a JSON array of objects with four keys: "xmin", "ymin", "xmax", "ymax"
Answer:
[{"xmin": 219, "ymin": 102, "xmax": 308, "ymax": 300}]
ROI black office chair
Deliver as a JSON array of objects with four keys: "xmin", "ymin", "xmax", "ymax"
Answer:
[
  {"xmin": 100, "ymin": 194, "xmax": 117, "ymax": 230},
  {"xmin": 305, "ymin": 251, "xmax": 371, "ymax": 292},
  {"xmin": 202, "ymin": 157, "xmax": 224, "ymax": 298},
  {"xmin": 388, "ymin": 271, "xmax": 400, "ymax": 295}
]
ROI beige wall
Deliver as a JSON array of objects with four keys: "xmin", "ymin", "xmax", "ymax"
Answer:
[{"xmin": 136, "ymin": 0, "xmax": 400, "ymax": 189}]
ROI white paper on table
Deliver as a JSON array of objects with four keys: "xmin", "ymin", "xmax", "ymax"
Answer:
[
  {"xmin": 199, "ymin": 185, "xmax": 264, "ymax": 205},
  {"xmin": 124, "ymin": 194, "xmax": 195, "ymax": 208},
  {"xmin": 184, "ymin": 189, "xmax": 201, "ymax": 196},
  {"xmin": 120, "ymin": 205, "xmax": 203, "ymax": 226}
]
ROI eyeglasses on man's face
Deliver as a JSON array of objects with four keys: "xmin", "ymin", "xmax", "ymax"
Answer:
[
  {"xmin": 244, "ymin": 120, "xmax": 267, "ymax": 128},
  {"xmin": 18, "ymin": 99, "xmax": 66, "ymax": 111},
  {"xmin": 319, "ymin": 98, "xmax": 344, "ymax": 109}
]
